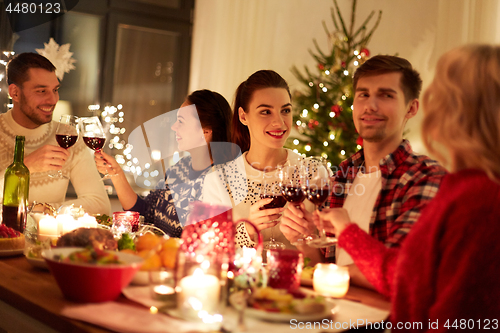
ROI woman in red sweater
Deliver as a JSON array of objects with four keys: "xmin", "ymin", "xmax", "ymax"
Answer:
[{"xmin": 316, "ymin": 44, "xmax": 500, "ymax": 332}]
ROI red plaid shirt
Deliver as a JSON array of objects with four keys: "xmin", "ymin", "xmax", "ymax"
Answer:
[{"xmin": 326, "ymin": 140, "xmax": 447, "ymax": 261}]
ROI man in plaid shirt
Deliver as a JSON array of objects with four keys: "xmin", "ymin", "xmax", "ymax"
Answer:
[{"xmin": 280, "ymin": 55, "xmax": 447, "ymax": 288}]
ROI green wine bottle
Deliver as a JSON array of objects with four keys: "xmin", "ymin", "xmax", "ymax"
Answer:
[{"xmin": 2, "ymin": 136, "xmax": 30, "ymax": 233}]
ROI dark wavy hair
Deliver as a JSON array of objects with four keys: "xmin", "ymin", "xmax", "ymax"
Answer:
[
  {"xmin": 6, "ymin": 52, "xmax": 56, "ymax": 86},
  {"xmin": 353, "ymin": 55, "xmax": 422, "ymax": 103},
  {"xmin": 231, "ymin": 70, "xmax": 291, "ymax": 153},
  {"xmin": 186, "ymin": 89, "xmax": 233, "ymax": 163}
]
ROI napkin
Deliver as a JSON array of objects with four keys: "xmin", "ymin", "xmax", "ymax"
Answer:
[{"xmin": 61, "ymin": 302, "xmax": 217, "ymax": 333}]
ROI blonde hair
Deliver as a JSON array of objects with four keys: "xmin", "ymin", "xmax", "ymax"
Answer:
[{"xmin": 422, "ymin": 44, "xmax": 500, "ymax": 180}]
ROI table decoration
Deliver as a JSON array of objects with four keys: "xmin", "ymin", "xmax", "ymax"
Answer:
[
  {"xmin": 313, "ymin": 263, "xmax": 350, "ymax": 298},
  {"xmin": 149, "ymin": 268, "xmax": 175, "ymax": 304},
  {"xmin": 266, "ymin": 248, "xmax": 303, "ymax": 290},
  {"xmin": 112, "ymin": 211, "xmax": 140, "ymax": 237}
]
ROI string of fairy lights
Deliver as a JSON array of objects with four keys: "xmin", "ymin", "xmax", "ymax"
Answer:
[
  {"xmin": 88, "ymin": 104, "xmax": 162, "ymax": 188},
  {"xmin": 288, "ymin": 48, "xmax": 368, "ymax": 168},
  {"xmin": 0, "ymin": 51, "xmax": 15, "ymax": 110}
]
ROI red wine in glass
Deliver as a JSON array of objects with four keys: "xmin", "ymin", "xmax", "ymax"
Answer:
[
  {"xmin": 56, "ymin": 134, "xmax": 78, "ymax": 149},
  {"xmin": 282, "ymin": 186, "xmax": 306, "ymax": 204},
  {"xmin": 260, "ymin": 194, "xmax": 287, "ymax": 210},
  {"xmin": 306, "ymin": 186, "xmax": 330, "ymax": 206},
  {"xmin": 83, "ymin": 137, "xmax": 106, "ymax": 151},
  {"xmin": 50, "ymin": 115, "xmax": 79, "ymax": 179}
]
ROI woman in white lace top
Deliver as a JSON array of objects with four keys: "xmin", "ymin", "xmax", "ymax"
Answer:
[{"xmin": 202, "ymin": 70, "xmax": 315, "ymax": 248}]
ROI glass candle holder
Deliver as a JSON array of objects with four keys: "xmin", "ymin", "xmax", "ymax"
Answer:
[
  {"xmin": 150, "ymin": 268, "xmax": 176, "ymax": 305},
  {"xmin": 175, "ymin": 253, "xmax": 225, "ymax": 323},
  {"xmin": 313, "ymin": 263, "xmax": 350, "ymax": 298},
  {"xmin": 266, "ymin": 249, "xmax": 303, "ymax": 290},
  {"xmin": 112, "ymin": 211, "xmax": 140, "ymax": 237}
]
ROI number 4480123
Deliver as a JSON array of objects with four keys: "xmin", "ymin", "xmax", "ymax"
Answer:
[
  {"xmin": 444, "ymin": 319, "xmax": 498, "ymax": 330},
  {"xmin": 5, "ymin": 2, "xmax": 61, "ymax": 14}
]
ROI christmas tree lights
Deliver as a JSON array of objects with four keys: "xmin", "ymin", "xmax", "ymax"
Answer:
[{"xmin": 286, "ymin": 0, "xmax": 382, "ymax": 168}]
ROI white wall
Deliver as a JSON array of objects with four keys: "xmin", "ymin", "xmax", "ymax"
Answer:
[{"xmin": 189, "ymin": 0, "xmax": 500, "ymax": 155}]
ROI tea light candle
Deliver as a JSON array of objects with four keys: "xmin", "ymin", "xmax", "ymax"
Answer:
[
  {"xmin": 38, "ymin": 216, "xmax": 58, "ymax": 235},
  {"xmin": 313, "ymin": 263, "xmax": 350, "ymax": 298},
  {"xmin": 78, "ymin": 214, "xmax": 97, "ymax": 228},
  {"xmin": 150, "ymin": 270, "xmax": 176, "ymax": 302},
  {"xmin": 178, "ymin": 268, "xmax": 220, "ymax": 320}
]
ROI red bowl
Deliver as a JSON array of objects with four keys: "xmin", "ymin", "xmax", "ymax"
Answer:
[{"xmin": 42, "ymin": 247, "xmax": 143, "ymax": 303}]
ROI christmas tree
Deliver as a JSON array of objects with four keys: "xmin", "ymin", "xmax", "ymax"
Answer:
[{"xmin": 287, "ymin": 0, "xmax": 382, "ymax": 168}]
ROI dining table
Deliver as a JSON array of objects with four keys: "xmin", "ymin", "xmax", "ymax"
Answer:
[{"xmin": 0, "ymin": 253, "xmax": 391, "ymax": 333}]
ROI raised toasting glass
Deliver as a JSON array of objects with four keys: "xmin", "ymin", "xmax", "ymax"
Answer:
[
  {"xmin": 304, "ymin": 156, "xmax": 337, "ymax": 248},
  {"xmin": 79, "ymin": 116, "xmax": 114, "ymax": 180},
  {"xmin": 49, "ymin": 115, "xmax": 79, "ymax": 179},
  {"xmin": 260, "ymin": 170, "xmax": 286, "ymax": 250},
  {"xmin": 279, "ymin": 161, "xmax": 310, "ymax": 246}
]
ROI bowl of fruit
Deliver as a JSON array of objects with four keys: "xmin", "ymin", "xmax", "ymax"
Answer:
[
  {"xmin": 42, "ymin": 247, "xmax": 143, "ymax": 302},
  {"xmin": 125, "ymin": 232, "xmax": 181, "ymax": 286}
]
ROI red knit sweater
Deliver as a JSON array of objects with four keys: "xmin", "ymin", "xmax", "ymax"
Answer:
[{"xmin": 340, "ymin": 169, "xmax": 500, "ymax": 332}]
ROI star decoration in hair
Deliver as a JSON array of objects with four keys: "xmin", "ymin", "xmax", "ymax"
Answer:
[{"xmin": 36, "ymin": 38, "xmax": 76, "ymax": 81}]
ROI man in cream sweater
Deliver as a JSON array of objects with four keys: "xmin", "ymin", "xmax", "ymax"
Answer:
[{"xmin": 0, "ymin": 53, "xmax": 110, "ymax": 215}]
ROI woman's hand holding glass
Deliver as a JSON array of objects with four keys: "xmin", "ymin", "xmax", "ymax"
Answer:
[
  {"xmin": 94, "ymin": 150, "xmax": 122, "ymax": 177},
  {"xmin": 313, "ymin": 208, "xmax": 352, "ymax": 238}
]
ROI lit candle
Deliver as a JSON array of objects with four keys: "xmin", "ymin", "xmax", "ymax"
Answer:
[
  {"xmin": 58, "ymin": 214, "xmax": 82, "ymax": 234},
  {"xmin": 78, "ymin": 214, "xmax": 97, "ymax": 228},
  {"xmin": 177, "ymin": 268, "xmax": 220, "ymax": 320},
  {"xmin": 313, "ymin": 263, "xmax": 350, "ymax": 298},
  {"xmin": 56, "ymin": 214, "xmax": 73, "ymax": 234},
  {"xmin": 38, "ymin": 216, "xmax": 58, "ymax": 235},
  {"xmin": 150, "ymin": 270, "xmax": 175, "ymax": 302},
  {"xmin": 154, "ymin": 285, "xmax": 175, "ymax": 296}
]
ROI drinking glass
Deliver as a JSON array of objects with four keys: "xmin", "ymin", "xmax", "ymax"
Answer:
[
  {"xmin": 279, "ymin": 161, "xmax": 310, "ymax": 246},
  {"xmin": 79, "ymin": 116, "xmax": 114, "ymax": 180},
  {"xmin": 49, "ymin": 115, "xmax": 79, "ymax": 179},
  {"xmin": 260, "ymin": 171, "xmax": 286, "ymax": 250},
  {"xmin": 305, "ymin": 156, "xmax": 338, "ymax": 248}
]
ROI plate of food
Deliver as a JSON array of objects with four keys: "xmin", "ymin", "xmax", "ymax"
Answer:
[
  {"xmin": 0, "ymin": 248, "xmax": 24, "ymax": 257},
  {"xmin": 245, "ymin": 287, "xmax": 338, "ymax": 322},
  {"xmin": 26, "ymin": 256, "xmax": 49, "ymax": 269}
]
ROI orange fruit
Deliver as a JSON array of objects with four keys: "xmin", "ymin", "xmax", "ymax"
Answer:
[
  {"xmin": 161, "ymin": 237, "xmax": 181, "ymax": 251},
  {"xmin": 160, "ymin": 247, "xmax": 178, "ymax": 269},
  {"xmin": 138, "ymin": 250, "xmax": 162, "ymax": 271},
  {"xmin": 135, "ymin": 233, "xmax": 161, "ymax": 252}
]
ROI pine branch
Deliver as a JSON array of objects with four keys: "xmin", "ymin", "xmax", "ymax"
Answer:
[
  {"xmin": 351, "ymin": 10, "xmax": 375, "ymax": 40},
  {"xmin": 333, "ymin": 0, "xmax": 349, "ymax": 39},
  {"xmin": 330, "ymin": 5, "xmax": 340, "ymax": 32},
  {"xmin": 349, "ymin": 0, "xmax": 357, "ymax": 36},
  {"xmin": 312, "ymin": 39, "xmax": 329, "ymax": 61},
  {"xmin": 352, "ymin": 10, "xmax": 382, "ymax": 42}
]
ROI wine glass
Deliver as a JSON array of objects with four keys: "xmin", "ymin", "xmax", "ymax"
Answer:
[
  {"xmin": 260, "ymin": 170, "xmax": 286, "ymax": 250},
  {"xmin": 280, "ymin": 161, "xmax": 310, "ymax": 246},
  {"xmin": 79, "ymin": 116, "xmax": 114, "ymax": 180},
  {"xmin": 304, "ymin": 156, "xmax": 337, "ymax": 248},
  {"xmin": 49, "ymin": 115, "xmax": 79, "ymax": 179}
]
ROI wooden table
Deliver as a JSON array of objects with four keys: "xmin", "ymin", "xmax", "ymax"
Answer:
[{"xmin": 0, "ymin": 254, "xmax": 390, "ymax": 333}]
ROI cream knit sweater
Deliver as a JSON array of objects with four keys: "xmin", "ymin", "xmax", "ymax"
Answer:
[{"xmin": 0, "ymin": 110, "xmax": 111, "ymax": 215}]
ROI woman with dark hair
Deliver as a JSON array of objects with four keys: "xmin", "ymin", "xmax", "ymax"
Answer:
[
  {"xmin": 95, "ymin": 89, "xmax": 233, "ymax": 237},
  {"xmin": 202, "ymin": 70, "xmax": 315, "ymax": 249}
]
